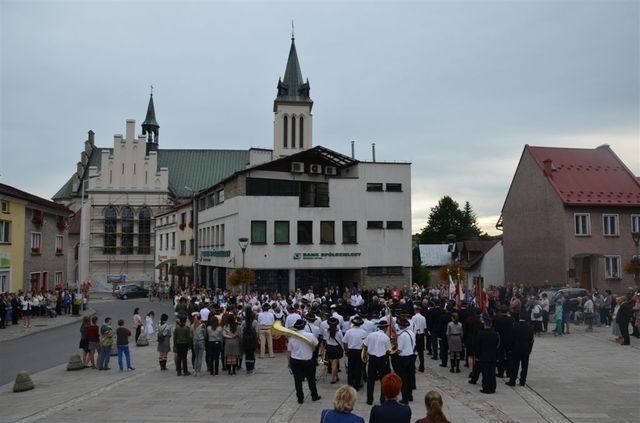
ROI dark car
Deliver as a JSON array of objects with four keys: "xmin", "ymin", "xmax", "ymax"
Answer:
[{"xmin": 116, "ymin": 284, "xmax": 149, "ymax": 300}]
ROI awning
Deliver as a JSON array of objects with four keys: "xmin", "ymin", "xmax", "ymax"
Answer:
[{"xmin": 155, "ymin": 258, "xmax": 177, "ymax": 269}]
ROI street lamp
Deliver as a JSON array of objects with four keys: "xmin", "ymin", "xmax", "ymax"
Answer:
[
  {"xmin": 238, "ymin": 237, "xmax": 249, "ymax": 268},
  {"xmin": 184, "ymin": 186, "xmax": 197, "ymax": 286}
]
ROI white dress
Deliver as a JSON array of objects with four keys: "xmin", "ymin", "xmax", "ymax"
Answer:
[{"xmin": 145, "ymin": 316, "xmax": 155, "ymax": 336}]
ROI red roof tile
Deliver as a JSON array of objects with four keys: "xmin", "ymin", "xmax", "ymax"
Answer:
[{"xmin": 527, "ymin": 145, "xmax": 640, "ymax": 206}]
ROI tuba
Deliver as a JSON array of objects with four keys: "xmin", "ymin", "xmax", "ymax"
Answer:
[
  {"xmin": 271, "ymin": 320, "xmax": 316, "ymax": 347},
  {"xmin": 386, "ymin": 305, "xmax": 399, "ymax": 355}
]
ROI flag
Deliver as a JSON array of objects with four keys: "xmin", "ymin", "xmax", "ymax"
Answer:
[{"xmin": 449, "ymin": 274, "xmax": 455, "ymax": 300}]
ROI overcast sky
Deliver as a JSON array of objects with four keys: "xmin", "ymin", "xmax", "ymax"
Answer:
[{"xmin": 2, "ymin": 0, "xmax": 638, "ymax": 235}]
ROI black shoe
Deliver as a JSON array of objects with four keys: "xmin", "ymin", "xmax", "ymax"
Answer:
[
  {"xmin": 450, "ymin": 368, "xmax": 455, "ymax": 373},
  {"xmin": 297, "ymin": 399, "xmax": 304, "ymax": 404},
  {"xmin": 496, "ymin": 373, "xmax": 503, "ymax": 378},
  {"xmin": 455, "ymin": 368, "xmax": 460, "ymax": 373},
  {"xmin": 366, "ymin": 400, "xmax": 373, "ymax": 405},
  {"xmin": 418, "ymin": 367, "xmax": 425, "ymax": 372},
  {"xmin": 480, "ymin": 389, "xmax": 494, "ymax": 394},
  {"xmin": 439, "ymin": 364, "xmax": 448, "ymax": 367},
  {"xmin": 468, "ymin": 380, "xmax": 477, "ymax": 385},
  {"xmin": 183, "ymin": 371, "xmax": 191, "ymax": 376},
  {"xmin": 505, "ymin": 381, "xmax": 516, "ymax": 387},
  {"xmin": 519, "ymin": 381, "xmax": 526, "ymax": 386},
  {"xmin": 177, "ymin": 372, "xmax": 182, "ymax": 376},
  {"xmin": 312, "ymin": 396, "xmax": 322, "ymax": 402}
]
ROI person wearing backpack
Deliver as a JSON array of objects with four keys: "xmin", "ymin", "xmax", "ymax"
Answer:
[
  {"xmin": 99, "ymin": 317, "xmax": 114, "ymax": 371},
  {"xmin": 241, "ymin": 306, "xmax": 259, "ymax": 374}
]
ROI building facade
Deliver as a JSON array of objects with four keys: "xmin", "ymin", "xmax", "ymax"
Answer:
[
  {"xmin": 155, "ymin": 200, "xmax": 195, "ymax": 287},
  {"xmin": 499, "ymin": 144, "xmax": 640, "ymax": 292},
  {"xmin": 0, "ymin": 183, "xmax": 71, "ymax": 292}
]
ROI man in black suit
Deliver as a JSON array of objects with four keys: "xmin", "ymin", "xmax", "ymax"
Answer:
[
  {"xmin": 506, "ymin": 315, "xmax": 534, "ymax": 387},
  {"xmin": 475, "ymin": 314, "xmax": 500, "ymax": 394},
  {"xmin": 428, "ymin": 300, "xmax": 444, "ymax": 360},
  {"xmin": 438, "ymin": 303, "xmax": 452, "ymax": 368},
  {"xmin": 493, "ymin": 305, "xmax": 515, "ymax": 378}
]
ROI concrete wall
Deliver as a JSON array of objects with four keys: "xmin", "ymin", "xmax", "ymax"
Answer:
[
  {"xmin": 273, "ymin": 104, "xmax": 313, "ymax": 158},
  {"xmin": 467, "ymin": 241, "xmax": 504, "ymax": 286},
  {"xmin": 0, "ymin": 198, "xmax": 25, "ymax": 292}
]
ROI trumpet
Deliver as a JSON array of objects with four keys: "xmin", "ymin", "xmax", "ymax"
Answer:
[{"xmin": 271, "ymin": 320, "xmax": 316, "ymax": 347}]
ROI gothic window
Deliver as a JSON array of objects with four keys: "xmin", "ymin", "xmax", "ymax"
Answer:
[
  {"xmin": 121, "ymin": 207, "xmax": 134, "ymax": 254},
  {"xmin": 299, "ymin": 116, "xmax": 304, "ymax": 148},
  {"xmin": 283, "ymin": 116, "xmax": 288, "ymax": 148},
  {"xmin": 291, "ymin": 116, "xmax": 296, "ymax": 148},
  {"xmin": 138, "ymin": 207, "xmax": 151, "ymax": 254},
  {"xmin": 104, "ymin": 207, "xmax": 117, "ymax": 254}
]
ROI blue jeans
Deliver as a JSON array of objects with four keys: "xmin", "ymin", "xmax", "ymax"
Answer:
[
  {"xmin": 100, "ymin": 345, "xmax": 111, "ymax": 369},
  {"xmin": 117, "ymin": 345, "xmax": 132, "ymax": 370}
]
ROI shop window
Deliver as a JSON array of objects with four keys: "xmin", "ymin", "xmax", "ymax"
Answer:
[
  {"xmin": 342, "ymin": 221, "xmax": 357, "ymax": 244},
  {"xmin": 251, "ymin": 221, "xmax": 267, "ymax": 244},
  {"xmin": 320, "ymin": 221, "xmax": 335, "ymax": 244},
  {"xmin": 297, "ymin": 221, "xmax": 313, "ymax": 244},
  {"xmin": 274, "ymin": 221, "xmax": 290, "ymax": 244}
]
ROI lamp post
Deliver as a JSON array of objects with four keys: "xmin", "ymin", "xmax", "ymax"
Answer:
[
  {"xmin": 184, "ymin": 186, "xmax": 197, "ymax": 287},
  {"xmin": 78, "ymin": 175, "xmax": 99, "ymax": 287},
  {"xmin": 238, "ymin": 237, "xmax": 249, "ymax": 268},
  {"xmin": 632, "ymin": 231, "xmax": 640, "ymax": 285}
]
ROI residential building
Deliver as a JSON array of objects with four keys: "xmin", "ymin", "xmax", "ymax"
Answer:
[
  {"xmin": 155, "ymin": 200, "xmax": 195, "ymax": 287},
  {"xmin": 0, "ymin": 183, "xmax": 71, "ymax": 292},
  {"xmin": 498, "ymin": 144, "xmax": 640, "ymax": 292},
  {"xmin": 456, "ymin": 240, "xmax": 504, "ymax": 286}
]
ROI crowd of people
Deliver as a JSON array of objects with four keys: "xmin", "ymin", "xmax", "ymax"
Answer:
[{"xmin": 0, "ymin": 288, "xmax": 88, "ymax": 329}]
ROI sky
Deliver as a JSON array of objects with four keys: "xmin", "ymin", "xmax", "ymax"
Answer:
[{"xmin": 1, "ymin": 0, "xmax": 638, "ymax": 236}]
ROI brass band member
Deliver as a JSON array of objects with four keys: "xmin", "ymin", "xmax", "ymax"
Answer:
[
  {"xmin": 411, "ymin": 305, "xmax": 427, "ymax": 372},
  {"xmin": 325, "ymin": 317, "xmax": 344, "ymax": 384},
  {"xmin": 396, "ymin": 317, "xmax": 417, "ymax": 404},
  {"xmin": 362, "ymin": 320, "xmax": 391, "ymax": 405},
  {"xmin": 342, "ymin": 316, "xmax": 367, "ymax": 390},
  {"xmin": 287, "ymin": 319, "xmax": 322, "ymax": 404}
]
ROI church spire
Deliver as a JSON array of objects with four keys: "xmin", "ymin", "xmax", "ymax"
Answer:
[
  {"xmin": 141, "ymin": 86, "xmax": 159, "ymax": 152},
  {"xmin": 274, "ymin": 37, "xmax": 312, "ymax": 111}
]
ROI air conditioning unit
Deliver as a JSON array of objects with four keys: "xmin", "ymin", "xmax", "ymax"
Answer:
[
  {"xmin": 291, "ymin": 162, "xmax": 304, "ymax": 173},
  {"xmin": 309, "ymin": 164, "xmax": 322, "ymax": 174},
  {"xmin": 324, "ymin": 166, "xmax": 337, "ymax": 176}
]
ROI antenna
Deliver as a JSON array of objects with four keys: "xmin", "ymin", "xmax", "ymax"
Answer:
[
  {"xmin": 291, "ymin": 20, "xmax": 295, "ymax": 40},
  {"xmin": 150, "ymin": 84, "xmax": 154, "ymax": 96}
]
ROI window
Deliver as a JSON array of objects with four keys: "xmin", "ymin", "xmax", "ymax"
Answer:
[
  {"xmin": 189, "ymin": 238, "xmax": 194, "ymax": 255},
  {"xmin": 121, "ymin": 207, "xmax": 134, "ymax": 254},
  {"xmin": 158, "ymin": 235, "xmax": 162, "ymax": 251},
  {"xmin": 604, "ymin": 255, "xmax": 621, "ymax": 279},
  {"xmin": 29, "ymin": 272, "xmax": 41, "ymax": 291},
  {"xmin": 199, "ymin": 198, "xmax": 207, "ymax": 211},
  {"xmin": 366, "ymin": 183, "xmax": 383, "ymax": 192},
  {"xmin": 216, "ymin": 190, "xmax": 225, "ymax": 204},
  {"xmin": 632, "ymin": 214, "xmax": 640, "ymax": 234},
  {"xmin": 320, "ymin": 221, "xmax": 335, "ymax": 244},
  {"xmin": 574, "ymin": 214, "xmax": 590, "ymax": 236},
  {"xmin": 367, "ymin": 266, "xmax": 403, "ymax": 276},
  {"xmin": 342, "ymin": 221, "xmax": 357, "ymax": 244},
  {"xmin": 165, "ymin": 233, "xmax": 169, "ymax": 250},
  {"xmin": 31, "ymin": 232, "xmax": 42, "ymax": 254},
  {"xmin": 251, "ymin": 221, "xmax": 267, "ymax": 244},
  {"xmin": 55, "ymin": 235, "xmax": 64, "ymax": 254},
  {"xmin": 367, "ymin": 221, "xmax": 384, "ymax": 229},
  {"xmin": 104, "ymin": 207, "xmax": 117, "ymax": 254},
  {"xmin": 603, "ymin": 214, "xmax": 619, "ymax": 236},
  {"xmin": 291, "ymin": 116, "xmax": 296, "ymax": 148},
  {"xmin": 386, "ymin": 221, "xmax": 403, "ymax": 229},
  {"xmin": 0, "ymin": 220, "xmax": 9, "ymax": 243},
  {"xmin": 299, "ymin": 182, "xmax": 329, "ymax": 207},
  {"xmin": 171, "ymin": 232, "xmax": 175, "ymax": 250},
  {"xmin": 274, "ymin": 221, "xmax": 290, "ymax": 244},
  {"xmin": 180, "ymin": 240, "xmax": 186, "ymax": 255},
  {"xmin": 0, "ymin": 272, "xmax": 8, "ymax": 293},
  {"xmin": 297, "ymin": 221, "xmax": 313, "ymax": 244},
  {"xmin": 386, "ymin": 183, "xmax": 402, "ymax": 192},
  {"xmin": 138, "ymin": 207, "xmax": 151, "ymax": 254},
  {"xmin": 220, "ymin": 224, "xmax": 225, "ymax": 246},
  {"xmin": 299, "ymin": 116, "xmax": 304, "ymax": 148},
  {"xmin": 283, "ymin": 116, "xmax": 288, "ymax": 148},
  {"xmin": 55, "ymin": 271, "xmax": 63, "ymax": 287},
  {"xmin": 181, "ymin": 213, "xmax": 186, "ymax": 225},
  {"xmin": 1, "ymin": 201, "xmax": 9, "ymax": 213}
]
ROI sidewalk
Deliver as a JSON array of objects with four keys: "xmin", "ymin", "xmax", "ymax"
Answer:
[
  {"xmin": 1, "ymin": 323, "xmax": 638, "ymax": 423},
  {"xmin": 0, "ymin": 308, "xmax": 95, "ymax": 343}
]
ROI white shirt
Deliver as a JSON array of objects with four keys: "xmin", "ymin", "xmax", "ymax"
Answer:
[
  {"xmin": 287, "ymin": 330, "xmax": 318, "ymax": 360},
  {"xmin": 397, "ymin": 329, "xmax": 416, "ymax": 357},
  {"xmin": 331, "ymin": 312, "xmax": 345, "ymax": 325},
  {"xmin": 200, "ymin": 307, "xmax": 210, "ymax": 322},
  {"xmin": 350, "ymin": 294, "xmax": 364, "ymax": 307},
  {"xmin": 343, "ymin": 327, "xmax": 368, "ymax": 350},
  {"xmin": 411, "ymin": 313, "xmax": 427, "ymax": 335},
  {"xmin": 258, "ymin": 311, "xmax": 275, "ymax": 326},
  {"xmin": 363, "ymin": 330, "xmax": 391, "ymax": 357},
  {"xmin": 362, "ymin": 319, "xmax": 377, "ymax": 334},
  {"xmin": 324, "ymin": 327, "xmax": 344, "ymax": 346},
  {"xmin": 285, "ymin": 313, "xmax": 301, "ymax": 329}
]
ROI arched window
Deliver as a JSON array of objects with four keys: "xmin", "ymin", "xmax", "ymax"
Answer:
[
  {"xmin": 283, "ymin": 116, "xmax": 288, "ymax": 148},
  {"xmin": 138, "ymin": 207, "xmax": 151, "ymax": 254},
  {"xmin": 291, "ymin": 116, "xmax": 296, "ymax": 148},
  {"xmin": 299, "ymin": 116, "xmax": 304, "ymax": 148},
  {"xmin": 104, "ymin": 207, "xmax": 117, "ymax": 254},
  {"xmin": 121, "ymin": 207, "xmax": 134, "ymax": 255}
]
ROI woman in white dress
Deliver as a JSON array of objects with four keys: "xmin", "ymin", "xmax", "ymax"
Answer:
[{"xmin": 145, "ymin": 311, "xmax": 155, "ymax": 341}]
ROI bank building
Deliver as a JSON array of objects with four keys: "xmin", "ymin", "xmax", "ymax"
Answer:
[{"xmin": 53, "ymin": 37, "xmax": 412, "ymax": 292}]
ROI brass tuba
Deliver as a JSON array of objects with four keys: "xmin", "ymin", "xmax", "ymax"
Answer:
[{"xmin": 271, "ymin": 320, "xmax": 316, "ymax": 347}]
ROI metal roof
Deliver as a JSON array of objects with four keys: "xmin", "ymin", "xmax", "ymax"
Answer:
[
  {"xmin": 528, "ymin": 145, "xmax": 640, "ymax": 207},
  {"xmin": 418, "ymin": 244, "xmax": 452, "ymax": 267}
]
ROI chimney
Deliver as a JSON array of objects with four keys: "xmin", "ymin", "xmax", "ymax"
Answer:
[
  {"xmin": 543, "ymin": 158, "xmax": 553, "ymax": 177},
  {"xmin": 372, "ymin": 143, "xmax": 376, "ymax": 162},
  {"xmin": 351, "ymin": 141, "xmax": 355, "ymax": 159},
  {"xmin": 126, "ymin": 119, "xmax": 135, "ymax": 140}
]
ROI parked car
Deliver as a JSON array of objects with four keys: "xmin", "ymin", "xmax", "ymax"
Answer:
[{"xmin": 116, "ymin": 284, "xmax": 149, "ymax": 300}]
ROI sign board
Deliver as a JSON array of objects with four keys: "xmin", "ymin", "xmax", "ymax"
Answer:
[{"xmin": 293, "ymin": 252, "xmax": 361, "ymax": 260}]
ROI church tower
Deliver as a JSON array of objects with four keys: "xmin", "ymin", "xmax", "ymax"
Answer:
[
  {"xmin": 273, "ymin": 36, "xmax": 313, "ymax": 158},
  {"xmin": 142, "ymin": 90, "xmax": 160, "ymax": 154}
]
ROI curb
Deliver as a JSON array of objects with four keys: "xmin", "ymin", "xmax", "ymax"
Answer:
[{"xmin": 0, "ymin": 309, "xmax": 97, "ymax": 344}]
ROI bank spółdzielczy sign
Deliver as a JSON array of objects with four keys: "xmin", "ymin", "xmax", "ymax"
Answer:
[{"xmin": 293, "ymin": 252, "xmax": 361, "ymax": 260}]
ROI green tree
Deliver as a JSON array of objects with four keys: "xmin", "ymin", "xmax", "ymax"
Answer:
[
  {"xmin": 412, "ymin": 246, "xmax": 430, "ymax": 285},
  {"xmin": 460, "ymin": 201, "xmax": 482, "ymax": 240},
  {"xmin": 417, "ymin": 196, "xmax": 487, "ymax": 243}
]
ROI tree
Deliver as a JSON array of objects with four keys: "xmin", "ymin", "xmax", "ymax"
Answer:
[
  {"xmin": 417, "ymin": 196, "xmax": 487, "ymax": 243},
  {"xmin": 412, "ymin": 246, "xmax": 430, "ymax": 285}
]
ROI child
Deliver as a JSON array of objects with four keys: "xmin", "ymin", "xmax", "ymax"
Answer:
[
  {"xmin": 116, "ymin": 319, "xmax": 135, "ymax": 371},
  {"xmin": 554, "ymin": 300, "xmax": 564, "ymax": 337}
]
